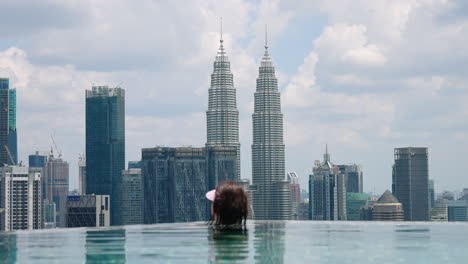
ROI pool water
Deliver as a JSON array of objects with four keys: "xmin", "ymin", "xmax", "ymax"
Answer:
[{"xmin": 1, "ymin": 221, "xmax": 467, "ymax": 263}]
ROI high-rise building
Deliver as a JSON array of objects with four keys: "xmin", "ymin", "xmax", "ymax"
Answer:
[
  {"xmin": 428, "ymin": 179, "xmax": 435, "ymax": 208},
  {"xmin": 44, "ymin": 152, "xmax": 69, "ymax": 228},
  {"xmin": 78, "ymin": 154, "xmax": 86, "ymax": 195},
  {"xmin": 251, "ymin": 33, "xmax": 288, "ymax": 220},
  {"xmin": 430, "ymin": 205, "xmax": 448, "ymax": 222},
  {"xmin": 393, "ymin": 147, "xmax": 429, "ymax": 221},
  {"xmin": 85, "ymin": 86, "xmax": 125, "ymax": 225},
  {"xmin": 347, "ymin": 193, "xmax": 369, "ymax": 221},
  {"xmin": 141, "ymin": 147, "xmax": 209, "ymax": 224},
  {"xmin": 371, "ymin": 190, "xmax": 404, "ymax": 221},
  {"xmin": 120, "ymin": 169, "xmax": 142, "ymax": 225},
  {"xmin": 128, "ymin": 161, "xmax": 141, "ymax": 169},
  {"xmin": 309, "ymin": 147, "xmax": 347, "ymax": 220},
  {"xmin": 287, "ymin": 172, "xmax": 301, "ymax": 220},
  {"xmin": 206, "ymin": 30, "xmax": 240, "ymax": 180},
  {"xmin": 337, "ymin": 164, "xmax": 363, "ymax": 193},
  {"xmin": 66, "ymin": 195, "xmax": 110, "ymax": 227},
  {"xmin": 0, "ymin": 78, "xmax": 17, "ymax": 166},
  {"xmin": 206, "ymin": 146, "xmax": 238, "ymax": 190},
  {"xmin": 0, "ymin": 167, "xmax": 42, "ymax": 231},
  {"xmin": 29, "ymin": 151, "xmax": 48, "ymax": 168},
  {"xmin": 43, "ymin": 200, "xmax": 56, "ymax": 228}
]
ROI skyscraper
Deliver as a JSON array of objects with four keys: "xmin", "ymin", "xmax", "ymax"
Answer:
[
  {"xmin": 44, "ymin": 152, "xmax": 69, "ymax": 228},
  {"xmin": 393, "ymin": 147, "xmax": 429, "ymax": 221},
  {"xmin": 309, "ymin": 147, "xmax": 347, "ymax": 220},
  {"xmin": 0, "ymin": 78, "xmax": 17, "ymax": 166},
  {"xmin": 337, "ymin": 164, "xmax": 363, "ymax": 193},
  {"xmin": 78, "ymin": 154, "xmax": 86, "ymax": 195},
  {"xmin": 29, "ymin": 151, "xmax": 48, "ymax": 168},
  {"xmin": 120, "ymin": 168, "xmax": 142, "ymax": 225},
  {"xmin": 251, "ymin": 31, "xmax": 288, "ymax": 220},
  {"xmin": 85, "ymin": 86, "xmax": 125, "ymax": 226},
  {"xmin": 141, "ymin": 147, "xmax": 208, "ymax": 224},
  {"xmin": 206, "ymin": 28, "xmax": 240, "ymax": 180},
  {"xmin": 0, "ymin": 167, "xmax": 42, "ymax": 231}
]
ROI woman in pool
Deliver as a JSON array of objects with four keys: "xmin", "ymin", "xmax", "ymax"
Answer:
[{"xmin": 205, "ymin": 181, "xmax": 248, "ymax": 226}]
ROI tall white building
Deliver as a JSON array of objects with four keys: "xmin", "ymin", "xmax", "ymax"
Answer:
[
  {"xmin": 0, "ymin": 166, "xmax": 42, "ymax": 231},
  {"xmin": 206, "ymin": 28, "xmax": 240, "ymax": 180},
  {"xmin": 252, "ymin": 32, "xmax": 289, "ymax": 220}
]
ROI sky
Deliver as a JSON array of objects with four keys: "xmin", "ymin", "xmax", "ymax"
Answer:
[{"xmin": 0, "ymin": 0, "xmax": 467, "ymax": 194}]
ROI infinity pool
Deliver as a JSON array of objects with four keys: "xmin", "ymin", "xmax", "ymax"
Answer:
[{"xmin": 1, "ymin": 221, "xmax": 467, "ymax": 263}]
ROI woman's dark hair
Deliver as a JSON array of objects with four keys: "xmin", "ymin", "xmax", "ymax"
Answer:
[{"xmin": 212, "ymin": 181, "xmax": 248, "ymax": 226}]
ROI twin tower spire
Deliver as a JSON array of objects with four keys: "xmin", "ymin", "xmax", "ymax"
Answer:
[{"xmin": 206, "ymin": 20, "xmax": 288, "ymax": 220}]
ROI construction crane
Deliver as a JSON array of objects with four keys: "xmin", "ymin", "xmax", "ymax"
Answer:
[
  {"xmin": 50, "ymin": 132, "xmax": 62, "ymax": 159},
  {"xmin": 4, "ymin": 145, "xmax": 16, "ymax": 166}
]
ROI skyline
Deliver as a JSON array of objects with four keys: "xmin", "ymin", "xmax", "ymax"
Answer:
[{"xmin": 0, "ymin": 0, "xmax": 467, "ymax": 194}]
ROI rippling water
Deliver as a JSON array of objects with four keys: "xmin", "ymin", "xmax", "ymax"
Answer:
[{"xmin": 1, "ymin": 221, "xmax": 467, "ymax": 263}]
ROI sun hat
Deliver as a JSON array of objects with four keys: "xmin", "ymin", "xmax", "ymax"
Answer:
[{"xmin": 205, "ymin": 189, "xmax": 216, "ymax": 201}]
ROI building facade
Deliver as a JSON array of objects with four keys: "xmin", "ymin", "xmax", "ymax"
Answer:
[
  {"xmin": 337, "ymin": 164, "xmax": 363, "ymax": 193},
  {"xmin": 66, "ymin": 195, "xmax": 110, "ymax": 228},
  {"xmin": 287, "ymin": 172, "xmax": 301, "ymax": 220},
  {"xmin": 347, "ymin": 193, "xmax": 369, "ymax": 221},
  {"xmin": 120, "ymin": 169, "xmax": 142, "ymax": 225},
  {"xmin": 309, "ymin": 148, "xmax": 347, "ymax": 220},
  {"xmin": 44, "ymin": 153, "xmax": 69, "ymax": 228},
  {"xmin": 128, "ymin": 161, "xmax": 141, "ymax": 169},
  {"xmin": 393, "ymin": 147, "xmax": 429, "ymax": 221},
  {"xmin": 29, "ymin": 151, "xmax": 48, "ymax": 168},
  {"xmin": 141, "ymin": 147, "xmax": 209, "ymax": 224},
  {"xmin": 85, "ymin": 86, "xmax": 125, "ymax": 225},
  {"xmin": 0, "ymin": 167, "xmax": 42, "ymax": 231},
  {"xmin": 428, "ymin": 179, "xmax": 435, "ymax": 209},
  {"xmin": 78, "ymin": 154, "xmax": 86, "ymax": 195},
  {"xmin": 251, "ymin": 38, "xmax": 288, "ymax": 220},
  {"xmin": 43, "ymin": 200, "xmax": 56, "ymax": 228},
  {"xmin": 206, "ymin": 146, "xmax": 238, "ymax": 190},
  {"xmin": 0, "ymin": 78, "xmax": 17, "ymax": 166},
  {"xmin": 371, "ymin": 190, "xmax": 404, "ymax": 221},
  {"xmin": 206, "ymin": 33, "xmax": 240, "ymax": 180}
]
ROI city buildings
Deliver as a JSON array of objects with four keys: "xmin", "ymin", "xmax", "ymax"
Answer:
[
  {"xmin": 206, "ymin": 31, "xmax": 240, "ymax": 180},
  {"xmin": 347, "ymin": 193, "xmax": 369, "ymax": 220},
  {"xmin": 78, "ymin": 154, "xmax": 86, "ymax": 195},
  {"xmin": 66, "ymin": 195, "xmax": 110, "ymax": 228},
  {"xmin": 85, "ymin": 86, "xmax": 125, "ymax": 226},
  {"xmin": 251, "ymin": 35, "xmax": 289, "ymax": 220},
  {"xmin": 0, "ymin": 78, "xmax": 17, "ymax": 166},
  {"xmin": 206, "ymin": 146, "xmax": 238, "ymax": 190},
  {"xmin": 141, "ymin": 147, "xmax": 209, "ymax": 224},
  {"xmin": 29, "ymin": 151, "xmax": 48, "ymax": 168},
  {"xmin": 428, "ymin": 179, "xmax": 435, "ymax": 209},
  {"xmin": 120, "ymin": 169, "xmax": 142, "ymax": 225},
  {"xmin": 128, "ymin": 161, "xmax": 141, "ymax": 169},
  {"xmin": 43, "ymin": 200, "xmax": 56, "ymax": 228},
  {"xmin": 393, "ymin": 147, "xmax": 429, "ymax": 221},
  {"xmin": 309, "ymin": 148, "xmax": 347, "ymax": 220},
  {"xmin": 44, "ymin": 152, "xmax": 69, "ymax": 228},
  {"xmin": 430, "ymin": 205, "xmax": 448, "ymax": 222},
  {"xmin": 337, "ymin": 164, "xmax": 363, "ymax": 193},
  {"xmin": 371, "ymin": 190, "xmax": 404, "ymax": 221},
  {"xmin": 287, "ymin": 172, "xmax": 301, "ymax": 219},
  {"xmin": 0, "ymin": 167, "xmax": 42, "ymax": 231}
]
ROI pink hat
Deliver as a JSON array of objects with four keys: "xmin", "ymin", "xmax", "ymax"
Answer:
[{"xmin": 205, "ymin": 189, "xmax": 216, "ymax": 201}]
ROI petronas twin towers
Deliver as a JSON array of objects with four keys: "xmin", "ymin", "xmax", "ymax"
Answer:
[{"xmin": 206, "ymin": 27, "xmax": 290, "ymax": 220}]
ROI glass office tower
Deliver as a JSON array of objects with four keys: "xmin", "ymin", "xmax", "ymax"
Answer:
[
  {"xmin": 85, "ymin": 86, "xmax": 125, "ymax": 226},
  {"xmin": 0, "ymin": 78, "xmax": 17, "ymax": 166},
  {"xmin": 393, "ymin": 147, "xmax": 429, "ymax": 221}
]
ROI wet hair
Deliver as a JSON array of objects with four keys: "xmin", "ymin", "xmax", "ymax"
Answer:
[{"xmin": 212, "ymin": 181, "xmax": 248, "ymax": 226}]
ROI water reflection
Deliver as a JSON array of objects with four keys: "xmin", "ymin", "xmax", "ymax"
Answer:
[
  {"xmin": 0, "ymin": 233, "xmax": 17, "ymax": 263},
  {"xmin": 85, "ymin": 229, "xmax": 126, "ymax": 264},
  {"xmin": 254, "ymin": 222, "xmax": 286, "ymax": 264},
  {"xmin": 208, "ymin": 226, "xmax": 249, "ymax": 263}
]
